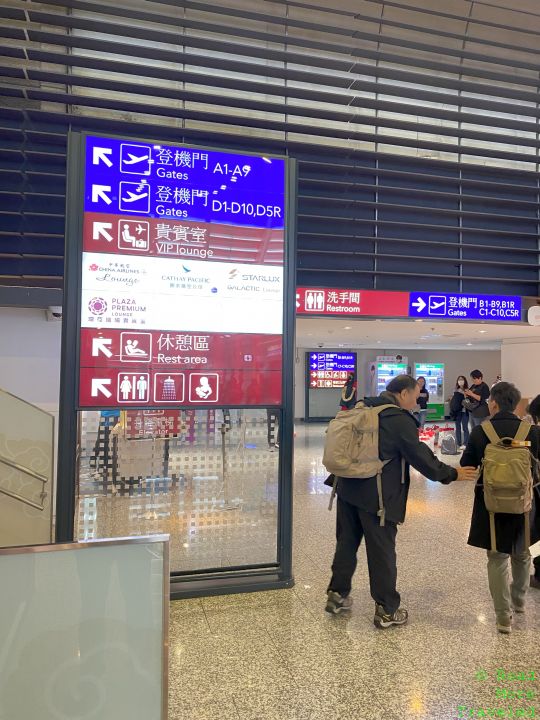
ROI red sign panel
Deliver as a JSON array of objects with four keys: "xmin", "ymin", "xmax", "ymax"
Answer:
[
  {"xmin": 309, "ymin": 370, "xmax": 351, "ymax": 389},
  {"xmin": 80, "ymin": 329, "xmax": 282, "ymax": 371},
  {"xmin": 296, "ymin": 287, "xmax": 409, "ymax": 317},
  {"xmin": 83, "ymin": 212, "xmax": 284, "ymax": 265},
  {"xmin": 79, "ymin": 368, "xmax": 281, "ymax": 407}
]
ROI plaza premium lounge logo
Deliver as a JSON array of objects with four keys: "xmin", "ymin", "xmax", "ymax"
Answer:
[{"xmin": 88, "ymin": 297, "xmax": 108, "ymax": 315}]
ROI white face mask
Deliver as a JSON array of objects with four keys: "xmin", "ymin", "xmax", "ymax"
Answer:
[{"xmin": 458, "ymin": 380, "xmax": 465, "ymax": 387}]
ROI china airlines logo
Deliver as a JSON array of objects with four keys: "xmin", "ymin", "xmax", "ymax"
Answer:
[{"xmin": 89, "ymin": 263, "xmax": 99, "ymax": 271}]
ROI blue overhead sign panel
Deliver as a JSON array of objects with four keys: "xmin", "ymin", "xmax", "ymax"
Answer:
[
  {"xmin": 409, "ymin": 293, "xmax": 522, "ymax": 322},
  {"xmin": 309, "ymin": 352, "xmax": 356, "ymax": 372},
  {"xmin": 84, "ymin": 136, "xmax": 284, "ymax": 228}
]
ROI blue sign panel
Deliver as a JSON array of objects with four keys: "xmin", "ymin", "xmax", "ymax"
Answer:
[
  {"xmin": 84, "ymin": 135, "xmax": 285, "ymax": 229},
  {"xmin": 309, "ymin": 352, "xmax": 356, "ymax": 372},
  {"xmin": 409, "ymin": 292, "xmax": 521, "ymax": 322}
]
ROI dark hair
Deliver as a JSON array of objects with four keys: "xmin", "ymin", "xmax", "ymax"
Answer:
[
  {"xmin": 386, "ymin": 374, "xmax": 418, "ymax": 394},
  {"xmin": 416, "ymin": 376, "xmax": 426, "ymax": 387},
  {"xmin": 470, "ymin": 369, "xmax": 483, "ymax": 380},
  {"xmin": 490, "ymin": 381, "xmax": 521, "ymax": 413},
  {"xmin": 527, "ymin": 395, "xmax": 540, "ymax": 425},
  {"xmin": 456, "ymin": 375, "xmax": 469, "ymax": 390}
]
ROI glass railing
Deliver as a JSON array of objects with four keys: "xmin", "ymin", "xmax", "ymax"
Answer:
[
  {"xmin": 0, "ymin": 388, "xmax": 54, "ymax": 547},
  {"xmin": 0, "ymin": 536, "xmax": 169, "ymax": 720}
]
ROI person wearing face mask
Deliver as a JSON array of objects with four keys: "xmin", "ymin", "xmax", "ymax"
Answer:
[
  {"xmin": 340, "ymin": 371, "xmax": 357, "ymax": 411},
  {"xmin": 415, "ymin": 376, "xmax": 429, "ymax": 429},
  {"xmin": 325, "ymin": 374, "xmax": 477, "ymax": 627},
  {"xmin": 449, "ymin": 375, "xmax": 470, "ymax": 449}
]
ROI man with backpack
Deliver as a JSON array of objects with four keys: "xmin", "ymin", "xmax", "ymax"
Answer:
[
  {"xmin": 323, "ymin": 375, "xmax": 477, "ymax": 627},
  {"xmin": 460, "ymin": 381, "xmax": 540, "ymax": 633}
]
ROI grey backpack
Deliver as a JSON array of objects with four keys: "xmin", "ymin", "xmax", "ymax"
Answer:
[{"xmin": 440, "ymin": 434, "xmax": 458, "ymax": 455}]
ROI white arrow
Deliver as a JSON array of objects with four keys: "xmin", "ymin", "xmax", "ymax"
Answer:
[
  {"xmin": 91, "ymin": 378, "xmax": 112, "ymax": 398},
  {"xmin": 92, "ymin": 185, "xmax": 112, "ymax": 205},
  {"xmin": 92, "ymin": 221, "xmax": 113, "ymax": 242},
  {"xmin": 412, "ymin": 297, "xmax": 427, "ymax": 313},
  {"xmin": 92, "ymin": 338, "xmax": 113, "ymax": 358},
  {"xmin": 93, "ymin": 147, "xmax": 113, "ymax": 167}
]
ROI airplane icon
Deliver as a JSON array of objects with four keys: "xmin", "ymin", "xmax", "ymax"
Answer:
[
  {"xmin": 120, "ymin": 143, "xmax": 152, "ymax": 175},
  {"xmin": 122, "ymin": 190, "xmax": 149, "ymax": 203},
  {"xmin": 119, "ymin": 181, "xmax": 151, "ymax": 213},
  {"xmin": 123, "ymin": 152, "xmax": 150, "ymax": 165},
  {"xmin": 428, "ymin": 295, "xmax": 447, "ymax": 315}
]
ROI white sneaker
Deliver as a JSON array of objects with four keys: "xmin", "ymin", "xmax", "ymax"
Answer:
[{"xmin": 459, "ymin": 445, "xmax": 466, "ymax": 450}]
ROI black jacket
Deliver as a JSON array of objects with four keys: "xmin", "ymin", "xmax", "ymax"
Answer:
[
  {"xmin": 335, "ymin": 393, "xmax": 458, "ymax": 524},
  {"xmin": 468, "ymin": 381, "xmax": 490, "ymax": 418},
  {"xmin": 461, "ymin": 412, "xmax": 540, "ymax": 553},
  {"xmin": 449, "ymin": 389, "xmax": 467, "ymax": 419}
]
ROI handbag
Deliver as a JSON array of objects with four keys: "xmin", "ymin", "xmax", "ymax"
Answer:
[{"xmin": 462, "ymin": 398, "xmax": 480, "ymax": 412}]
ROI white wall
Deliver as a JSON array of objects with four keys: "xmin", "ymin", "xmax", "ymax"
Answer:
[
  {"xmin": 0, "ymin": 308, "xmax": 62, "ymax": 415},
  {"xmin": 502, "ymin": 339, "xmax": 540, "ymax": 400},
  {"xmin": 295, "ymin": 347, "xmax": 501, "ymax": 419}
]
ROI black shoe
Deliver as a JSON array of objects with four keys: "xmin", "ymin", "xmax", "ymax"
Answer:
[
  {"xmin": 374, "ymin": 603, "xmax": 408, "ymax": 629},
  {"xmin": 530, "ymin": 575, "xmax": 540, "ymax": 589},
  {"xmin": 325, "ymin": 591, "xmax": 353, "ymax": 614}
]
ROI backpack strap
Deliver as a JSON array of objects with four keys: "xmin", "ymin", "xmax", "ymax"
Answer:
[
  {"xmin": 524, "ymin": 511, "xmax": 531, "ymax": 551},
  {"xmin": 489, "ymin": 512, "xmax": 497, "ymax": 553},
  {"xmin": 376, "ymin": 469, "xmax": 385, "ymax": 526},
  {"xmin": 514, "ymin": 421, "xmax": 531, "ymax": 443},
  {"xmin": 482, "ymin": 421, "xmax": 500, "ymax": 445}
]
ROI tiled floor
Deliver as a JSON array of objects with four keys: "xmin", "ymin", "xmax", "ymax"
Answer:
[{"xmin": 169, "ymin": 424, "xmax": 540, "ymax": 720}]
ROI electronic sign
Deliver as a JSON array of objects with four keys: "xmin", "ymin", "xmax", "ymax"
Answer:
[
  {"xmin": 78, "ymin": 134, "xmax": 286, "ymax": 408},
  {"xmin": 409, "ymin": 292, "xmax": 521, "ymax": 322},
  {"xmin": 308, "ymin": 352, "xmax": 356, "ymax": 389},
  {"xmin": 296, "ymin": 288, "xmax": 409, "ymax": 317}
]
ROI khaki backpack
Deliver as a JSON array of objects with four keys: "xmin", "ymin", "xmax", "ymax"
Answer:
[
  {"xmin": 322, "ymin": 401, "xmax": 401, "ymax": 526},
  {"xmin": 481, "ymin": 421, "xmax": 537, "ymax": 552}
]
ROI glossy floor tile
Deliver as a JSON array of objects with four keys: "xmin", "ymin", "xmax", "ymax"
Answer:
[{"xmin": 169, "ymin": 423, "xmax": 540, "ymax": 719}]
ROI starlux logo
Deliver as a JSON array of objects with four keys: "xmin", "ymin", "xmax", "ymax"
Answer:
[{"xmin": 229, "ymin": 268, "xmax": 239, "ymax": 279}]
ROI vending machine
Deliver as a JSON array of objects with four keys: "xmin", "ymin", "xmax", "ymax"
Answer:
[
  {"xmin": 376, "ymin": 361, "xmax": 408, "ymax": 394},
  {"xmin": 414, "ymin": 362, "xmax": 445, "ymax": 420}
]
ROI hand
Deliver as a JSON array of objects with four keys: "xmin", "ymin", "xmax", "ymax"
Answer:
[{"xmin": 457, "ymin": 466, "xmax": 477, "ymax": 481}]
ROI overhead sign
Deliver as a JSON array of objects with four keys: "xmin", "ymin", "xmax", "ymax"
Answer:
[
  {"xmin": 296, "ymin": 288, "xmax": 409, "ymax": 317},
  {"xmin": 308, "ymin": 352, "xmax": 356, "ymax": 389},
  {"xmin": 409, "ymin": 292, "xmax": 521, "ymax": 322},
  {"xmin": 78, "ymin": 134, "xmax": 286, "ymax": 408}
]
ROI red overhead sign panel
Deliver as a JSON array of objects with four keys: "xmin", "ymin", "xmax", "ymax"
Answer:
[{"xmin": 296, "ymin": 287, "xmax": 409, "ymax": 317}]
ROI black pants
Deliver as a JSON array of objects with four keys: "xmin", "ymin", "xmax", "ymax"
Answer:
[
  {"xmin": 328, "ymin": 496, "xmax": 400, "ymax": 614},
  {"xmin": 534, "ymin": 554, "xmax": 540, "ymax": 579}
]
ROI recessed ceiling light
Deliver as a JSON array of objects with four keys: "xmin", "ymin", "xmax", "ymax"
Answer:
[
  {"xmin": 344, "ymin": 326, "xmax": 352, "ymax": 330},
  {"xmin": 414, "ymin": 319, "xmax": 423, "ymax": 323},
  {"xmin": 479, "ymin": 330, "xmax": 487, "ymax": 334},
  {"xmin": 466, "ymin": 342, "xmax": 473, "ymax": 346},
  {"xmin": 377, "ymin": 340, "xmax": 381, "ymax": 344}
]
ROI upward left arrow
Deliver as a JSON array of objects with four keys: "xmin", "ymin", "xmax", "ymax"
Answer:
[
  {"xmin": 93, "ymin": 147, "xmax": 113, "ymax": 167},
  {"xmin": 92, "ymin": 185, "xmax": 112, "ymax": 204}
]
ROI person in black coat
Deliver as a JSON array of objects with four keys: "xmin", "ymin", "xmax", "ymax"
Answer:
[
  {"xmin": 326, "ymin": 374, "xmax": 477, "ymax": 628},
  {"xmin": 339, "ymin": 372, "xmax": 357, "ymax": 410},
  {"xmin": 460, "ymin": 382, "xmax": 540, "ymax": 633},
  {"xmin": 464, "ymin": 369, "xmax": 490, "ymax": 429},
  {"xmin": 449, "ymin": 375, "xmax": 470, "ymax": 448}
]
